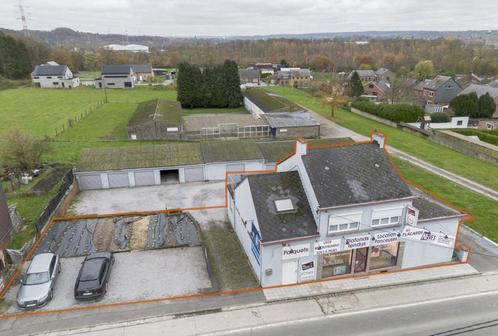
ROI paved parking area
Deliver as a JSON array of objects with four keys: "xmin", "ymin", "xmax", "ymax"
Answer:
[
  {"xmin": 70, "ymin": 181, "xmax": 225, "ymax": 215},
  {"xmin": 5, "ymin": 247, "xmax": 212, "ymax": 312}
]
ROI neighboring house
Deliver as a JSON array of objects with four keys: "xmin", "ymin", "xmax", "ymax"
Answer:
[
  {"xmin": 375, "ymin": 68, "xmax": 396, "ymax": 82},
  {"xmin": 95, "ymin": 65, "xmax": 135, "ymax": 89},
  {"xmin": 459, "ymin": 84, "xmax": 498, "ymax": 116},
  {"xmin": 476, "ymin": 119, "xmax": 498, "ymax": 130},
  {"xmin": 274, "ymin": 68, "xmax": 311, "ymax": 88},
  {"xmin": 455, "ymin": 73, "xmax": 483, "ymax": 89},
  {"xmin": 252, "ymin": 63, "xmax": 275, "ymax": 75},
  {"xmin": 239, "ymin": 69, "xmax": 261, "ymax": 86},
  {"xmin": 31, "ymin": 62, "xmax": 80, "ymax": 88},
  {"xmin": 131, "ymin": 64, "xmax": 154, "ymax": 82},
  {"xmin": 421, "ymin": 75, "xmax": 462, "ymax": 105},
  {"xmin": 348, "ymin": 70, "xmax": 375, "ymax": 82},
  {"xmin": 228, "ymin": 134, "xmax": 465, "ymax": 286},
  {"xmin": 363, "ymin": 80, "xmax": 392, "ymax": 101}
]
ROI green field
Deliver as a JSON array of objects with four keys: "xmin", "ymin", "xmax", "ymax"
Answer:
[
  {"xmin": 395, "ymin": 158, "xmax": 498, "ymax": 242},
  {"xmin": 264, "ymin": 86, "xmax": 498, "ymax": 191},
  {"xmin": 77, "ymin": 71, "xmax": 100, "ymax": 80}
]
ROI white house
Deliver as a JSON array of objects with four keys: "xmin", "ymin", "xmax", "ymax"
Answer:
[
  {"xmin": 31, "ymin": 62, "xmax": 80, "ymax": 88},
  {"xmin": 95, "ymin": 65, "xmax": 135, "ymax": 89},
  {"xmin": 228, "ymin": 133, "xmax": 466, "ymax": 286}
]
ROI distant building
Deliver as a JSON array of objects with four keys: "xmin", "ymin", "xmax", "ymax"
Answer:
[
  {"xmin": 104, "ymin": 44, "xmax": 149, "ymax": 53},
  {"xmin": 363, "ymin": 80, "xmax": 392, "ymax": 101},
  {"xmin": 348, "ymin": 70, "xmax": 376, "ymax": 82},
  {"xmin": 239, "ymin": 69, "xmax": 261, "ymax": 86},
  {"xmin": 130, "ymin": 64, "xmax": 154, "ymax": 82},
  {"xmin": 95, "ymin": 65, "xmax": 135, "ymax": 89},
  {"xmin": 31, "ymin": 62, "xmax": 80, "ymax": 88},
  {"xmin": 274, "ymin": 68, "xmax": 311, "ymax": 88},
  {"xmin": 455, "ymin": 73, "xmax": 483, "ymax": 89},
  {"xmin": 421, "ymin": 75, "xmax": 462, "ymax": 105},
  {"xmin": 252, "ymin": 63, "xmax": 275, "ymax": 75},
  {"xmin": 375, "ymin": 68, "xmax": 396, "ymax": 82}
]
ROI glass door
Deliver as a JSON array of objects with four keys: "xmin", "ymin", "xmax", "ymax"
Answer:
[{"xmin": 354, "ymin": 247, "xmax": 369, "ymax": 273}]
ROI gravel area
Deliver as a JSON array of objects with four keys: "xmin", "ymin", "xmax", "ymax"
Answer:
[
  {"xmin": 70, "ymin": 181, "xmax": 225, "ymax": 215},
  {"xmin": 5, "ymin": 248, "xmax": 212, "ymax": 312}
]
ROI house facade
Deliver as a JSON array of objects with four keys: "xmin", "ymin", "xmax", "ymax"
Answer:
[
  {"xmin": 348, "ymin": 70, "xmax": 376, "ymax": 82},
  {"xmin": 239, "ymin": 69, "xmax": 261, "ymax": 86},
  {"xmin": 31, "ymin": 62, "xmax": 80, "ymax": 88},
  {"xmin": 95, "ymin": 65, "xmax": 135, "ymax": 89},
  {"xmin": 421, "ymin": 75, "xmax": 462, "ymax": 105},
  {"xmin": 363, "ymin": 80, "xmax": 391, "ymax": 101},
  {"xmin": 131, "ymin": 64, "xmax": 154, "ymax": 82},
  {"xmin": 275, "ymin": 68, "xmax": 311, "ymax": 88},
  {"xmin": 375, "ymin": 68, "xmax": 396, "ymax": 82},
  {"xmin": 228, "ymin": 134, "xmax": 464, "ymax": 286}
]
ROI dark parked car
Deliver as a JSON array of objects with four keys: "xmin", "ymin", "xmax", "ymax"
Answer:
[{"xmin": 74, "ymin": 252, "xmax": 114, "ymax": 300}]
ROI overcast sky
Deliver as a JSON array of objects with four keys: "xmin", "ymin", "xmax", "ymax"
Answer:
[{"xmin": 1, "ymin": 0, "xmax": 497, "ymax": 37}]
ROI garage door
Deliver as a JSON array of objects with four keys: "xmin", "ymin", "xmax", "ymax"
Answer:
[
  {"xmin": 184, "ymin": 166, "xmax": 204, "ymax": 182},
  {"xmin": 226, "ymin": 163, "xmax": 245, "ymax": 172},
  {"xmin": 134, "ymin": 171, "xmax": 156, "ymax": 186},
  {"xmin": 108, "ymin": 172, "xmax": 129, "ymax": 188},
  {"xmin": 77, "ymin": 175, "xmax": 102, "ymax": 190}
]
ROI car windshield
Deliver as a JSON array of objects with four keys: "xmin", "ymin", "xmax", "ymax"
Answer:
[
  {"xmin": 80, "ymin": 259, "xmax": 104, "ymax": 281},
  {"xmin": 24, "ymin": 272, "xmax": 50, "ymax": 285}
]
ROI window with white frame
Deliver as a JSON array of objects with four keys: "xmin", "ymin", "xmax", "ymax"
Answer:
[
  {"xmin": 371, "ymin": 208, "xmax": 403, "ymax": 227},
  {"xmin": 328, "ymin": 213, "xmax": 362, "ymax": 234}
]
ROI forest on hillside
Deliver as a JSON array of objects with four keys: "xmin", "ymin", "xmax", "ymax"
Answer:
[{"xmin": 2, "ymin": 32, "xmax": 498, "ymax": 80}]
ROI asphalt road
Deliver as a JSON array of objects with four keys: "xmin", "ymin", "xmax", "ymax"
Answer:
[{"xmin": 222, "ymin": 291, "xmax": 498, "ymax": 336}]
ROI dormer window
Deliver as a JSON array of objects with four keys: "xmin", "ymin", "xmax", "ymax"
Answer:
[
  {"xmin": 371, "ymin": 208, "xmax": 403, "ymax": 227},
  {"xmin": 274, "ymin": 198, "xmax": 294, "ymax": 213},
  {"xmin": 328, "ymin": 212, "xmax": 362, "ymax": 234}
]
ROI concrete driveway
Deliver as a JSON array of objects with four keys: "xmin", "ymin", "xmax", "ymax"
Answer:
[
  {"xmin": 5, "ymin": 247, "xmax": 212, "ymax": 313},
  {"xmin": 70, "ymin": 181, "xmax": 225, "ymax": 215}
]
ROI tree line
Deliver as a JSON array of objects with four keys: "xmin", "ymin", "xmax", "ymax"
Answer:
[
  {"xmin": 177, "ymin": 60, "xmax": 243, "ymax": 109},
  {"xmin": 0, "ymin": 33, "xmax": 32, "ymax": 79},
  {"xmin": 450, "ymin": 92, "xmax": 496, "ymax": 118}
]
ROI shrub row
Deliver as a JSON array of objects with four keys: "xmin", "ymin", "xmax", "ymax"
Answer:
[{"xmin": 351, "ymin": 99, "xmax": 425, "ymax": 123}]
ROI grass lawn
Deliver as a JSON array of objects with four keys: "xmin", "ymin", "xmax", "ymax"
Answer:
[
  {"xmin": 312, "ymin": 71, "xmax": 332, "ymax": 81},
  {"xmin": 182, "ymin": 106, "xmax": 247, "ymax": 115},
  {"xmin": 395, "ymin": 158, "xmax": 498, "ymax": 243},
  {"xmin": 264, "ymin": 86, "xmax": 498, "ymax": 191},
  {"xmin": 77, "ymin": 71, "xmax": 100, "ymax": 80}
]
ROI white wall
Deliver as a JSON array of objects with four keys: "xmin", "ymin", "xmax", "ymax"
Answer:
[
  {"xmin": 244, "ymin": 97, "xmax": 266, "ymax": 117},
  {"xmin": 409, "ymin": 117, "xmax": 469, "ymax": 129}
]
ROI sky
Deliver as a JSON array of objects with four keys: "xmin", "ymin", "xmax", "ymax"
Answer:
[{"xmin": 0, "ymin": 0, "xmax": 497, "ymax": 37}]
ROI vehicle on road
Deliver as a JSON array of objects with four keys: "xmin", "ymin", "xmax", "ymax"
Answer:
[
  {"xmin": 74, "ymin": 252, "xmax": 114, "ymax": 300},
  {"xmin": 17, "ymin": 253, "xmax": 61, "ymax": 309}
]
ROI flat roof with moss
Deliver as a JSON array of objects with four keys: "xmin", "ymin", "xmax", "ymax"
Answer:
[
  {"xmin": 200, "ymin": 140, "xmax": 264, "ymax": 163},
  {"xmin": 244, "ymin": 89, "xmax": 298, "ymax": 112},
  {"xmin": 128, "ymin": 99, "xmax": 183, "ymax": 127}
]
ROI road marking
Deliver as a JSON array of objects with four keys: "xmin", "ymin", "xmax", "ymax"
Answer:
[{"xmin": 200, "ymin": 289, "xmax": 498, "ymax": 335}]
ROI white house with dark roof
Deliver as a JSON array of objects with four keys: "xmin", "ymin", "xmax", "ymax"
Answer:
[
  {"xmin": 31, "ymin": 62, "xmax": 80, "ymax": 88},
  {"xmin": 228, "ymin": 133, "xmax": 466, "ymax": 286}
]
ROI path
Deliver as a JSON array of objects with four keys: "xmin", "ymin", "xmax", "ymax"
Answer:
[{"xmin": 308, "ymin": 109, "xmax": 498, "ymax": 202}]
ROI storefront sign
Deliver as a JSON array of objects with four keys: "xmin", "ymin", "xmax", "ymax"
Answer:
[
  {"xmin": 405, "ymin": 206, "xmax": 419, "ymax": 226},
  {"xmin": 282, "ymin": 243, "xmax": 310, "ymax": 260},
  {"xmin": 401, "ymin": 226, "xmax": 455, "ymax": 248},
  {"xmin": 344, "ymin": 234, "xmax": 371, "ymax": 250},
  {"xmin": 300, "ymin": 261, "xmax": 315, "ymax": 280},
  {"xmin": 314, "ymin": 239, "xmax": 342, "ymax": 255},
  {"xmin": 250, "ymin": 224, "xmax": 261, "ymax": 264},
  {"xmin": 371, "ymin": 231, "xmax": 400, "ymax": 246}
]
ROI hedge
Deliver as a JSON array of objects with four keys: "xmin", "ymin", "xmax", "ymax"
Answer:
[{"xmin": 351, "ymin": 100, "xmax": 425, "ymax": 123}]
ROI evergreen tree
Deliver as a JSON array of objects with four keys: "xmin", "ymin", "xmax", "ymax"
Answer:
[
  {"xmin": 176, "ymin": 62, "xmax": 191, "ymax": 107},
  {"xmin": 222, "ymin": 60, "xmax": 243, "ymax": 108},
  {"xmin": 450, "ymin": 93, "xmax": 479, "ymax": 117},
  {"xmin": 350, "ymin": 71, "xmax": 364, "ymax": 97},
  {"xmin": 0, "ymin": 33, "xmax": 32, "ymax": 79},
  {"xmin": 478, "ymin": 92, "xmax": 496, "ymax": 118}
]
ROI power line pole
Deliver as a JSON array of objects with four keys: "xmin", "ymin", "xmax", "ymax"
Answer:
[{"xmin": 18, "ymin": 0, "xmax": 29, "ymax": 36}]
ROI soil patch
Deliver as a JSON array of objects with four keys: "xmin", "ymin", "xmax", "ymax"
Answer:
[
  {"xmin": 93, "ymin": 217, "xmax": 115, "ymax": 251},
  {"xmin": 129, "ymin": 216, "xmax": 150, "ymax": 250},
  {"xmin": 30, "ymin": 166, "xmax": 68, "ymax": 193}
]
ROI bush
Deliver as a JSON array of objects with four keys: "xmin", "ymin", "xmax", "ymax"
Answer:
[
  {"xmin": 430, "ymin": 112, "xmax": 451, "ymax": 123},
  {"xmin": 352, "ymin": 100, "xmax": 424, "ymax": 123}
]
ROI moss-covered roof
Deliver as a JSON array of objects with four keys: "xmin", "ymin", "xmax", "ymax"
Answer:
[
  {"xmin": 77, "ymin": 143, "xmax": 203, "ymax": 171},
  {"xmin": 200, "ymin": 140, "xmax": 263, "ymax": 163},
  {"xmin": 243, "ymin": 89, "xmax": 297, "ymax": 112},
  {"xmin": 128, "ymin": 99, "xmax": 183, "ymax": 127}
]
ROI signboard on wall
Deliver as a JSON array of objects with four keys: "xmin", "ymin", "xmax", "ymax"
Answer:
[
  {"xmin": 282, "ymin": 243, "xmax": 311, "ymax": 260},
  {"xmin": 405, "ymin": 206, "xmax": 419, "ymax": 226},
  {"xmin": 300, "ymin": 261, "xmax": 315, "ymax": 281},
  {"xmin": 344, "ymin": 234, "xmax": 371, "ymax": 250},
  {"xmin": 371, "ymin": 231, "xmax": 401, "ymax": 246},
  {"xmin": 314, "ymin": 239, "xmax": 342, "ymax": 255},
  {"xmin": 401, "ymin": 225, "xmax": 455, "ymax": 248},
  {"xmin": 250, "ymin": 224, "xmax": 261, "ymax": 264}
]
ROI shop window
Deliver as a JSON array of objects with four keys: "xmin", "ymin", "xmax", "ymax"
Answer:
[
  {"xmin": 369, "ymin": 243, "xmax": 399, "ymax": 270},
  {"xmin": 322, "ymin": 251, "xmax": 352, "ymax": 277}
]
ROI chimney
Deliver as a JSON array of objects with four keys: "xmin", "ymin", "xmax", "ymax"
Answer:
[
  {"xmin": 371, "ymin": 132, "xmax": 385, "ymax": 149},
  {"xmin": 295, "ymin": 138, "xmax": 308, "ymax": 156}
]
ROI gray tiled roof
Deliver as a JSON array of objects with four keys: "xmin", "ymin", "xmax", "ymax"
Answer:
[
  {"xmin": 32, "ymin": 64, "xmax": 68, "ymax": 76},
  {"xmin": 423, "ymin": 75, "xmax": 452, "ymax": 90},
  {"xmin": 247, "ymin": 172, "xmax": 318, "ymax": 242},
  {"xmin": 263, "ymin": 111, "xmax": 319, "ymax": 128},
  {"xmin": 412, "ymin": 197, "xmax": 461, "ymax": 220},
  {"xmin": 460, "ymin": 84, "xmax": 498, "ymax": 98},
  {"xmin": 131, "ymin": 64, "xmax": 153, "ymax": 73},
  {"xmin": 302, "ymin": 143, "xmax": 412, "ymax": 208},
  {"xmin": 102, "ymin": 65, "xmax": 133, "ymax": 75},
  {"xmin": 351, "ymin": 70, "xmax": 375, "ymax": 78}
]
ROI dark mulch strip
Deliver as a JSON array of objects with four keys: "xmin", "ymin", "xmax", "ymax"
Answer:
[{"xmin": 30, "ymin": 167, "xmax": 69, "ymax": 193}]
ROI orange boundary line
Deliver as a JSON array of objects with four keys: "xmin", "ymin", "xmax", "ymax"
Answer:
[{"xmin": 0, "ymin": 133, "xmax": 478, "ymax": 317}]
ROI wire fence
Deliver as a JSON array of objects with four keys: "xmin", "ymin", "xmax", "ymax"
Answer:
[{"xmin": 52, "ymin": 100, "xmax": 104, "ymax": 138}]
